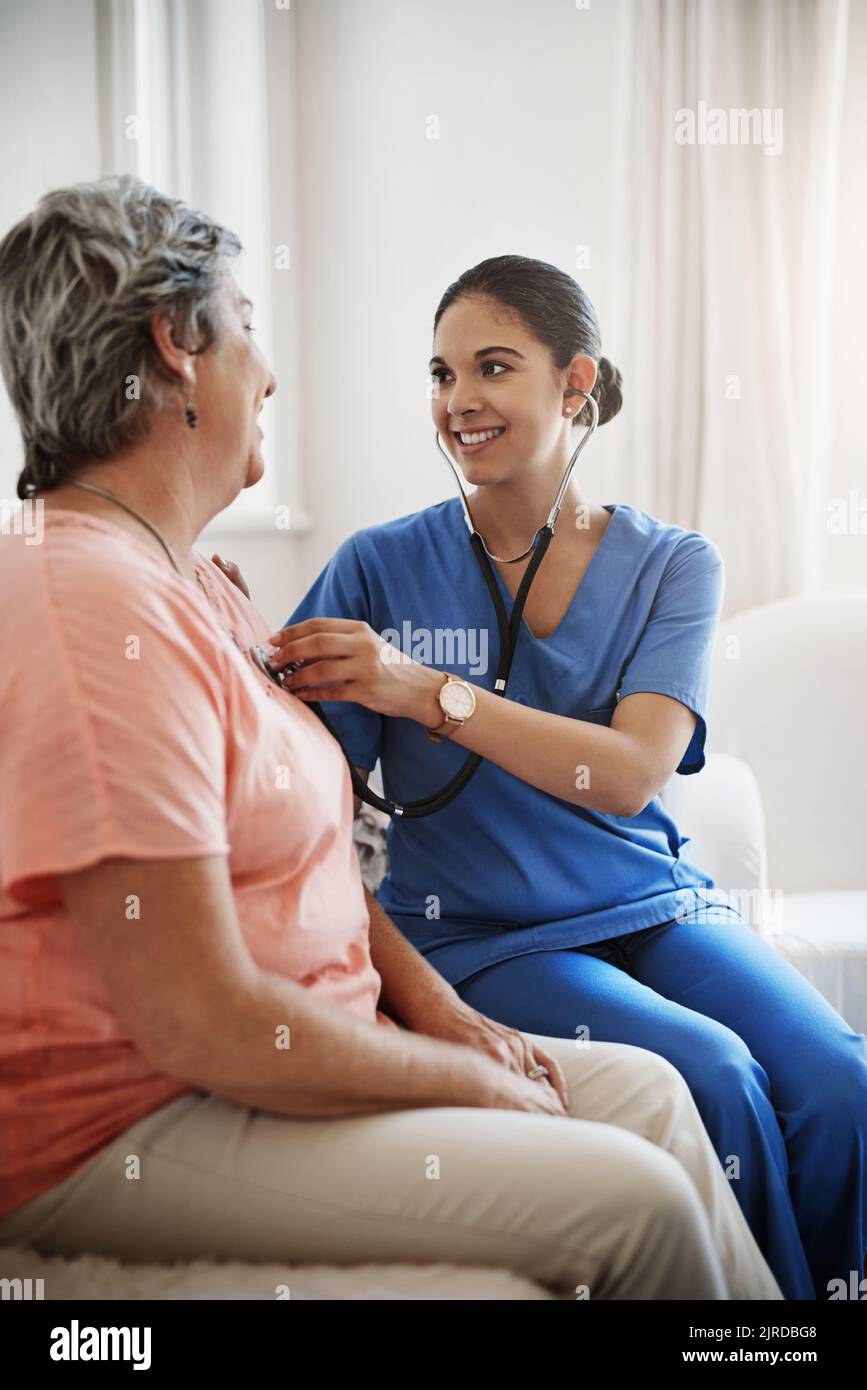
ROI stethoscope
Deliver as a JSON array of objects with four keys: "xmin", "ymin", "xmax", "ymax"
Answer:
[{"xmin": 251, "ymin": 391, "xmax": 600, "ymax": 818}]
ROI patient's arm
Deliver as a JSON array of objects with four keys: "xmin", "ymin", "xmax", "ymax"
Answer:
[
  {"xmin": 58, "ymin": 854, "xmax": 563, "ymax": 1118},
  {"xmin": 364, "ymin": 883, "xmax": 460, "ymax": 1028},
  {"xmin": 352, "ymin": 764, "xmax": 458, "ymax": 1024}
]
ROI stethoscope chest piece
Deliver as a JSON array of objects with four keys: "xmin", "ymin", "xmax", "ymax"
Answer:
[{"xmin": 249, "ymin": 643, "xmax": 302, "ymax": 689}]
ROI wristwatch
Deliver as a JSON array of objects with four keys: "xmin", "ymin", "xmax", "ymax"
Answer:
[{"xmin": 426, "ymin": 673, "xmax": 477, "ymax": 742}]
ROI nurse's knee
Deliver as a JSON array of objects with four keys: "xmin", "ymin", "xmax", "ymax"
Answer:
[{"xmin": 673, "ymin": 1027, "xmax": 764, "ymax": 1118}]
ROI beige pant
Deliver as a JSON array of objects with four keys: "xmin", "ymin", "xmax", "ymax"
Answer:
[{"xmin": 0, "ymin": 1033, "xmax": 782, "ymax": 1300}]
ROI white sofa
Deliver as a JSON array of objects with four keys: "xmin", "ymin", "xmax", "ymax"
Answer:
[{"xmin": 661, "ymin": 592, "xmax": 867, "ymax": 1035}]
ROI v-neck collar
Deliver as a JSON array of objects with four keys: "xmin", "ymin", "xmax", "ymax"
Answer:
[{"xmin": 484, "ymin": 503, "xmax": 621, "ymax": 645}]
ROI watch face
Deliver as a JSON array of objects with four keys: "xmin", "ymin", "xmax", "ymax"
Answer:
[{"xmin": 441, "ymin": 680, "xmax": 475, "ymax": 720}]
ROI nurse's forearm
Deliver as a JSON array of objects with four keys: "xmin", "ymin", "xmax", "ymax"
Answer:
[
  {"xmin": 364, "ymin": 886, "xmax": 460, "ymax": 1026},
  {"xmin": 411, "ymin": 668, "xmax": 643, "ymax": 817}
]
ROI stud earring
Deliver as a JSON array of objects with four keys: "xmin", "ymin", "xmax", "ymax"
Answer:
[
  {"xmin": 564, "ymin": 406, "xmax": 573, "ymax": 416},
  {"xmin": 185, "ymin": 401, "xmax": 198, "ymax": 429}
]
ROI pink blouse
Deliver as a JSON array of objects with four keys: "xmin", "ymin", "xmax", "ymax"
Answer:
[{"xmin": 0, "ymin": 509, "xmax": 394, "ymax": 1217}]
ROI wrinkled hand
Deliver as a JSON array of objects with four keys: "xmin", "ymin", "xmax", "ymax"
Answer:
[
  {"xmin": 411, "ymin": 993, "xmax": 569, "ymax": 1115},
  {"xmin": 265, "ymin": 616, "xmax": 442, "ymax": 723},
  {"xmin": 212, "ymin": 554, "xmax": 251, "ymax": 600}
]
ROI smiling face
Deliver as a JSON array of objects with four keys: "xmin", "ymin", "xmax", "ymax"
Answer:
[
  {"xmin": 429, "ymin": 295, "xmax": 582, "ymax": 486},
  {"xmin": 193, "ymin": 272, "xmax": 277, "ymax": 497}
]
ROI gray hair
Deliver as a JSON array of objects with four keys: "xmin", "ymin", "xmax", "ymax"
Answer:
[{"xmin": 0, "ymin": 174, "xmax": 242, "ymax": 499}]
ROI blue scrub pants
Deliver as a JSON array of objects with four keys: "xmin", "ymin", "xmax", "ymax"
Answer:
[{"xmin": 455, "ymin": 906, "xmax": 867, "ymax": 1301}]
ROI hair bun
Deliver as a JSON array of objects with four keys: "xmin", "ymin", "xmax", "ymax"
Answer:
[{"xmin": 578, "ymin": 355, "xmax": 623, "ymax": 427}]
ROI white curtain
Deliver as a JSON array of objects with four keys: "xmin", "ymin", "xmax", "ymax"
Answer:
[
  {"xmin": 607, "ymin": 0, "xmax": 849, "ymax": 616},
  {"xmin": 93, "ymin": 0, "xmax": 305, "ymax": 536}
]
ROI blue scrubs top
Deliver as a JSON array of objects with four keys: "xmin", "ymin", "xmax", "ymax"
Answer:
[{"xmin": 287, "ymin": 498, "xmax": 727, "ymax": 987}]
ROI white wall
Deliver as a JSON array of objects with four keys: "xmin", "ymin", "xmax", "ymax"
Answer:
[{"xmin": 292, "ymin": 0, "xmax": 627, "ymax": 601}]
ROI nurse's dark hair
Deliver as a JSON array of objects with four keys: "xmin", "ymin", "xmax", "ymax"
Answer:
[
  {"xmin": 432, "ymin": 254, "xmax": 623, "ymax": 428},
  {"xmin": 0, "ymin": 174, "xmax": 241, "ymax": 500}
]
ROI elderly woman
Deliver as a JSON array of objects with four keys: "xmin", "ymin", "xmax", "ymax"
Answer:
[{"xmin": 0, "ymin": 176, "xmax": 781, "ymax": 1300}]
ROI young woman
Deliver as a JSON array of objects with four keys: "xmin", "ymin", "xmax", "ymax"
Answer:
[{"xmin": 263, "ymin": 256, "xmax": 867, "ymax": 1301}]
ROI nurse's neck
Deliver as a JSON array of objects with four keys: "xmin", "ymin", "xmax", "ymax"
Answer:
[{"xmin": 469, "ymin": 474, "xmax": 594, "ymax": 557}]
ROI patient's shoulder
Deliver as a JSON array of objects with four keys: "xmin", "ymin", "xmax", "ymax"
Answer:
[
  {"xmin": 0, "ymin": 511, "xmax": 233, "ymax": 728},
  {"xmin": 0, "ymin": 508, "xmax": 207, "ymax": 638}
]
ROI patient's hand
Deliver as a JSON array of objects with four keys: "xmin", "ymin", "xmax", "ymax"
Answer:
[{"xmin": 212, "ymin": 554, "xmax": 251, "ymax": 600}]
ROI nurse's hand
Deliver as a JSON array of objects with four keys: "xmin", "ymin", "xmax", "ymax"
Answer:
[
  {"xmin": 265, "ymin": 616, "xmax": 443, "ymax": 722},
  {"xmin": 412, "ymin": 994, "xmax": 569, "ymax": 1115}
]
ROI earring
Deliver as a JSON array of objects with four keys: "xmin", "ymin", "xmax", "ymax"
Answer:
[
  {"xmin": 185, "ymin": 401, "xmax": 198, "ymax": 429},
  {"xmin": 564, "ymin": 406, "xmax": 573, "ymax": 416}
]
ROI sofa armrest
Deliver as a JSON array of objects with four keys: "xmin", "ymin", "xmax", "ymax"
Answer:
[{"xmin": 660, "ymin": 753, "xmax": 770, "ymax": 927}]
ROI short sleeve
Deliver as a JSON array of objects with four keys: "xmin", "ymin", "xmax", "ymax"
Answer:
[
  {"xmin": 0, "ymin": 564, "xmax": 231, "ymax": 909},
  {"xmin": 286, "ymin": 534, "xmax": 384, "ymax": 770},
  {"xmin": 616, "ymin": 538, "xmax": 725, "ymax": 775}
]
